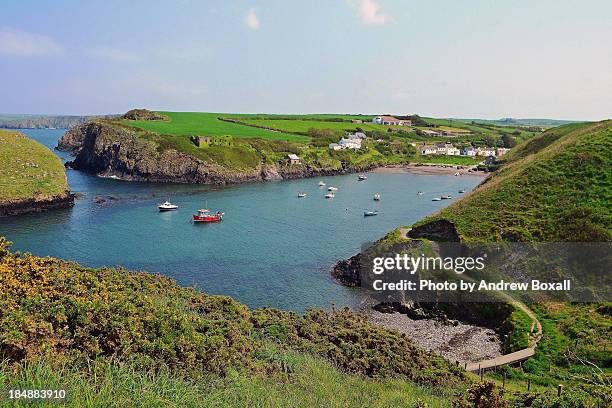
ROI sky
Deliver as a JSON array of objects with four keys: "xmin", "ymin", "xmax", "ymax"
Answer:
[{"xmin": 1, "ymin": 0, "xmax": 611, "ymax": 120}]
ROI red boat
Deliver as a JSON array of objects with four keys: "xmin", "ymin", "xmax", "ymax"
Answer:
[{"xmin": 193, "ymin": 209, "xmax": 224, "ymax": 223}]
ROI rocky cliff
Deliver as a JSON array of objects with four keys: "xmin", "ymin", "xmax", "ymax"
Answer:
[
  {"xmin": 58, "ymin": 122, "xmax": 373, "ymax": 185},
  {"xmin": 0, "ymin": 193, "xmax": 74, "ymax": 217}
]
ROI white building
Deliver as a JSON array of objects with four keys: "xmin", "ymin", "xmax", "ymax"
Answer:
[
  {"xmin": 476, "ymin": 147, "xmax": 496, "ymax": 157},
  {"xmin": 463, "ymin": 148, "xmax": 477, "ymax": 157},
  {"xmin": 496, "ymin": 147, "xmax": 510, "ymax": 157},
  {"xmin": 419, "ymin": 145, "xmax": 437, "ymax": 155},
  {"xmin": 372, "ymin": 115, "xmax": 411, "ymax": 126},
  {"xmin": 329, "ymin": 143, "xmax": 342, "ymax": 151}
]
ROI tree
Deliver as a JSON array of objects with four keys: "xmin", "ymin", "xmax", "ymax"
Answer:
[{"xmin": 501, "ymin": 134, "xmax": 517, "ymax": 148}]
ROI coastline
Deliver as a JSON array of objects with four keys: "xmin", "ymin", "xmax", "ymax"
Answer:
[
  {"xmin": 0, "ymin": 193, "xmax": 74, "ymax": 217},
  {"xmin": 373, "ymin": 164, "xmax": 486, "ymax": 176}
]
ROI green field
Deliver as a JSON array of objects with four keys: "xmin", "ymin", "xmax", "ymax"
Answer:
[
  {"xmin": 413, "ymin": 154, "xmax": 482, "ymax": 165},
  {"xmin": 122, "ymin": 112, "xmax": 310, "ymax": 142},
  {"xmin": 0, "ymin": 129, "xmax": 69, "ymax": 202},
  {"xmin": 236, "ymin": 118, "xmax": 402, "ymax": 134}
]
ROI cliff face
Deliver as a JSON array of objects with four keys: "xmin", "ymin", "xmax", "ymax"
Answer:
[{"xmin": 58, "ymin": 122, "xmax": 373, "ymax": 185}]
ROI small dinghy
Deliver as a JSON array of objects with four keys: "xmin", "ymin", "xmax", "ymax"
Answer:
[
  {"xmin": 416, "ymin": 191, "xmax": 424, "ymax": 196},
  {"xmin": 318, "ymin": 181, "xmax": 326, "ymax": 186},
  {"xmin": 297, "ymin": 192, "xmax": 307, "ymax": 198},
  {"xmin": 364, "ymin": 210, "xmax": 378, "ymax": 217},
  {"xmin": 458, "ymin": 189, "xmax": 466, "ymax": 194},
  {"xmin": 358, "ymin": 174, "xmax": 367, "ymax": 180},
  {"xmin": 325, "ymin": 193, "xmax": 335, "ymax": 199},
  {"xmin": 327, "ymin": 186, "xmax": 338, "ymax": 191},
  {"xmin": 441, "ymin": 195, "xmax": 452, "ymax": 200},
  {"xmin": 432, "ymin": 197, "xmax": 442, "ymax": 201},
  {"xmin": 373, "ymin": 193, "xmax": 381, "ymax": 201},
  {"xmin": 158, "ymin": 201, "xmax": 178, "ymax": 211}
]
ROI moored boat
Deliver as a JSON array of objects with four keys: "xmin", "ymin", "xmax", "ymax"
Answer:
[
  {"xmin": 327, "ymin": 186, "xmax": 338, "ymax": 191},
  {"xmin": 193, "ymin": 208, "xmax": 224, "ymax": 223},
  {"xmin": 324, "ymin": 193, "xmax": 335, "ymax": 199},
  {"xmin": 432, "ymin": 197, "xmax": 442, "ymax": 201},
  {"xmin": 297, "ymin": 192, "xmax": 307, "ymax": 198},
  {"xmin": 458, "ymin": 189, "xmax": 466, "ymax": 193},
  {"xmin": 364, "ymin": 210, "xmax": 378, "ymax": 216},
  {"xmin": 441, "ymin": 195, "xmax": 452, "ymax": 200},
  {"xmin": 158, "ymin": 201, "xmax": 178, "ymax": 211},
  {"xmin": 358, "ymin": 174, "xmax": 367, "ymax": 180},
  {"xmin": 318, "ymin": 181, "xmax": 326, "ymax": 186},
  {"xmin": 416, "ymin": 191, "xmax": 424, "ymax": 196},
  {"xmin": 373, "ymin": 193, "xmax": 381, "ymax": 201}
]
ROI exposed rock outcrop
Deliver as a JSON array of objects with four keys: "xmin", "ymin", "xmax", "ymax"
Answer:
[
  {"xmin": 0, "ymin": 193, "xmax": 74, "ymax": 217},
  {"xmin": 122, "ymin": 109, "xmax": 168, "ymax": 121},
  {"xmin": 407, "ymin": 219, "xmax": 460, "ymax": 242}
]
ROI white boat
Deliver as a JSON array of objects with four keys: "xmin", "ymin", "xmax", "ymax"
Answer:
[
  {"xmin": 441, "ymin": 195, "xmax": 452, "ymax": 200},
  {"xmin": 297, "ymin": 192, "xmax": 307, "ymax": 198},
  {"xmin": 458, "ymin": 189, "xmax": 466, "ymax": 194},
  {"xmin": 432, "ymin": 197, "xmax": 442, "ymax": 201},
  {"xmin": 358, "ymin": 175, "xmax": 367, "ymax": 180},
  {"xmin": 327, "ymin": 186, "xmax": 338, "ymax": 191},
  {"xmin": 373, "ymin": 193, "xmax": 381, "ymax": 201},
  {"xmin": 416, "ymin": 191, "xmax": 424, "ymax": 196},
  {"xmin": 454, "ymin": 172, "xmax": 461, "ymax": 176},
  {"xmin": 325, "ymin": 193, "xmax": 335, "ymax": 199},
  {"xmin": 158, "ymin": 201, "xmax": 178, "ymax": 211},
  {"xmin": 364, "ymin": 210, "xmax": 378, "ymax": 217},
  {"xmin": 318, "ymin": 181, "xmax": 326, "ymax": 186}
]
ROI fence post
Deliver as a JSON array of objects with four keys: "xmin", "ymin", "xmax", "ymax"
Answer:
[
  {"xmin": 465, "ymin": 362, "xmax": 467, "ymax": 370},
  {"xmin": 557, "ymin": 384, "xmax": 563, "ymax": 396},
  {"xmin": 503, "ymin": 372, "xmax": 506, "ymax": 389},
  {"xmin": 480, "ymin": 367, "xmax": 483, "ymax": 381},
  {"xmin": 527, "ymin": 379, "xmax": 531, "ymax": 391}
]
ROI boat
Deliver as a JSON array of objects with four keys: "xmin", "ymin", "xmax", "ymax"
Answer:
[
  {"xmin": 441, "ymin": 195, "xmax": 452, "ymax": 200},
  {"xmin": 158, "ymin": 201, "xmax": 178, "ymax": 211},
  {"xmin": 193, "ymin": 208, "xmax": 224, "ymax": 223},
  {"xmin": 297, "ymin": 192, "xmax": 307, "ymax": 198},
  {"xmin": 458, "ymin": 189, "xmax": 466, "ymax": 194},
  {"xmin": 318, "ymin": 181, "xmax": 326, "ymax": 186},
  {"xmin": 324, "ymin": 193, "xmax": 335, "ymax": 199},
  {"xmin": 327, "ymin": 186, "xmax": 338, "ymax": 191},
  {"xmin": 373, "ymin": 193, "xmax": 381, "ymax": 201},
  {"xmin": 432, "ymin": 197, "xmax": 442, "ymax": 201},
  {"xmin": 416, "ymin": 191, "xmax": 424, "ymax": 196},
  {"xmin": 364, "ymin": 210, "xmax": 378, "ymax": 217},
  {"xmin": 454, "ymin": 172, "xmax": 461, "ymax": 176},
  {"xmin": 358, "ymin": 175, "xmax": 367, "ymax": 180}
]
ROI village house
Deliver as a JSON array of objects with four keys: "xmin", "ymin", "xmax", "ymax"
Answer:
[
  {"xmin": 329, "ymin": 133, "xmax": 365, "ymax": 150},
  {"xmin": 287, "ymin": 154, "xmax": 301, "ymax": 165},
  {"xmin": 496, "ymin": 147, "xmax": 510, "ymax": 157},
  {"xmin": 372, "ymin": 115, "xmax": 412, "ymax": 126},
  {"xmin": 419, "ymin": 145, "xmax": 437, "ymax": 155},
  {"xmin": 476, "ymin": 147, "xmax": 496, "ymax": 157},
  {"xmin": 420, "ymin": 129, "xmax": 442, "ymax": 137},
  {"xmin": 328, "ymin": 143, "xmax": 342, "ymax": 151},
  {"xmin": 463, "ymin": 147, "xmax": 477, "ymax": 156}
]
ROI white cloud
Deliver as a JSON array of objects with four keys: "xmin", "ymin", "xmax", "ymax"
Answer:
[
  {"xmin": 0, "ymin": 27, "xmax": 64, "ymax": 57},
  {"xmin": 87, "ymin": 46, "xmax": 139, "ymax": 62},
  {"xmin": 245, "ymin": 8, "xmax": 260, "ymax": 30},
  {"xmin": 359, "ymin": 0, "xmax": 392, "ymax": 25}
]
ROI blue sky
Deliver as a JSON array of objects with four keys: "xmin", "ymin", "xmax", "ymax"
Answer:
[{"xmin": 1, "ymin": 0, "xmax": 611, "ymax": 119}]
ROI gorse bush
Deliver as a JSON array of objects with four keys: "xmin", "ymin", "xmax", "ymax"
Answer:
[{"xmin": 0, "ymin": 237, "xmax": 462, "ymax": 387}]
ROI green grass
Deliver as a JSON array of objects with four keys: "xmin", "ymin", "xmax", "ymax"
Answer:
[
  {"xmin": 122, "ymin": 112, "xmax": 310, "ymax": 142},
  {"xmin": 414, "ymin": 120, "xmax": 612, "ymax": 242},
  {"xmin": 0, "ymin": 129, "xmax": 69, "ymax": 202},
  {"xmin": 236, "ymin": 118, "xmax": 404, "ymax": 134},
  {"xmin": 0, "ymin": 353, "xmax": 455, "ymax": 408}
]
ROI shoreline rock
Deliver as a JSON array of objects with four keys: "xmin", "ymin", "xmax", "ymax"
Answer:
[{"xmin": 0, "ymin": 192, "xmax": 74, "ymax": 217}]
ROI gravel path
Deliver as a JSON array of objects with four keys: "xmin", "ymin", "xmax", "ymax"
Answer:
[{"xmin": 368, "ymin": 311, "xmax": 502, "ymax": 365}]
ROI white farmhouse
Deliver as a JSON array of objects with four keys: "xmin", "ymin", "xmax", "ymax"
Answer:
[
  {"xmin": 419, "ymin": 145, "xmax": 437, "ymax": 155},
  {"xmin": 372, "ymin": 115, "xmax": 411, "ymax": 126}
]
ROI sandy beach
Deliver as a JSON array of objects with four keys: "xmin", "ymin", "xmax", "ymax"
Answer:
[{"xmin": 373, "ymin": 164, "xmax": 488, "ymax": 176}]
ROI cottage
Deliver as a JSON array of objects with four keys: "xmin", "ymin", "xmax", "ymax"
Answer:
[
  {"xmin": 463, "ymin": 147, "xmax": 477, "ymax": 157},
  {"xmin": 419, "ymin": 145, "xmax": 437, "ymax": 155},
  {"xmin": 446, "ymin": 145, "xmax": 461, "ymax": 156},
  {"xmin": 420, "ymin": 129, "xmax": 442, "ymax": 137},
  {"xmin": 476, "ymin": 147, "xmax": 496, "ymax": 157},
  {"xmin": 372, "ymin": 115, "xmax": 411, "ymax": 126},
  {"xmin": 339, "ymin": 137, "xmax": 362, "ymax": 149},
  {"xmin": 496, "ymin": 147, "xmax": 510, "ymax": 157},
  {"xmin": 287, "ymin": 154, "xmax": 301, "ymax": 165},
  {"xmin": 328, "ymin": 143, "xmax": 342, "ymax": 151}
]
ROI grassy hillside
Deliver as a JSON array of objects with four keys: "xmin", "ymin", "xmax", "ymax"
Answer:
[
  {"xmin": 0, "ymin": 129, "xmax": 69, "ymax": 203},
  {"xmin": 415, "ymin": 120, "xmax": 612, "ymax": 242}
]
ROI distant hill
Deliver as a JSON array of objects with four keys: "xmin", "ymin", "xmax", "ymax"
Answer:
[
  {"xmin": 452, "ymin": 117, "xmax": 580, "ymax": 128},
  {"xmin": 0, "ymin": 114, "xmax": 117, "ymax": 129}
]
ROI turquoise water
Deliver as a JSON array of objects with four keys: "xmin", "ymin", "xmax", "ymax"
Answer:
[{"xmin": 0, "ymin": 129, "xmax": 483, "ymax": 311}]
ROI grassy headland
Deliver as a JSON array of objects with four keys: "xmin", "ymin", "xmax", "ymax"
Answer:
[{"xmin": 0, "ymin": 129, "xmax": 72, "ymax": 215}]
